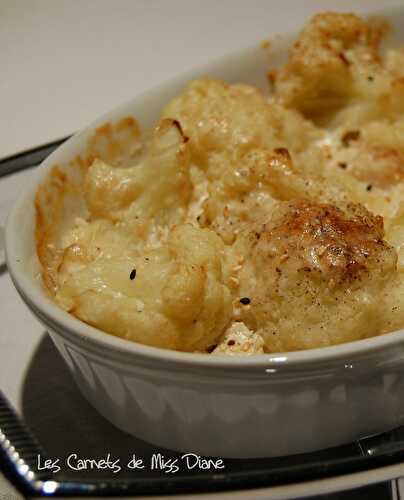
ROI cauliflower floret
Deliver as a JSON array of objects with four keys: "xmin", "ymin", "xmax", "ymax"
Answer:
[
  {"xmin": 85, "ymin": 118, "xmax": 192, "ymax": 240},
  {"xmin": 162, "ymin": 79, "xmax": 322, "ymax": 243},
  {"xmin": 313, "ymin": 120, "xmax": 404, "ymax": 242},
  {"xmin": 199, "ymin": 145, "xmax": 359, "ymax": 244},
  {"xmin": 272, "ymin": 12, "xmax": 388, "ymax": 123},
  {"xmin": 212, "ymin": 322, "xmax": 264, "ymax": 356},
  {"xmin": 233, "ymin": 200, "xmax": 397, "ymax": 352},
  {"xmin": 57, "ymin": 218, "xmax": 140, "ymax": 283},
  {"xmin": 55, "ymin": 224, "xmax": 232, "ymax": 352},
  {"xmin": 84, "ymin": 160, "xmax": 142, "ymax": 221},
  {"xmin": 326, "ymin": 120, "xmax": 404, "ymax": 189},
  {"xmin": 162, "ymin": 79, "xmax": 319, "ymax": 163}
]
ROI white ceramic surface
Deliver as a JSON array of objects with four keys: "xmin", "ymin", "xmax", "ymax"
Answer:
[{"xmin": 6, "ymin": 5, "xmax": 404, "ymax": 460}]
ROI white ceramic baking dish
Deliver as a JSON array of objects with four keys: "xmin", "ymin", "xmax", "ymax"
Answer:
[{"xmin": 6, "ymin": 5, "xmax": 404, "ymax": 459}]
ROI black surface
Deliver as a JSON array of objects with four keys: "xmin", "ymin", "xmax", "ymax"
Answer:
[
  {"xmin": 0, "ymin": 138, "xmax": 400, "ymax": 498},
  {"xmin": 0, "ymin": 136, "xmax": 70, "ymax": 178}
]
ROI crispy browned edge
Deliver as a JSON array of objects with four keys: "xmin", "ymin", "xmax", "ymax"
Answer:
[{"xmin": 35, "ymin": 117, "xmax": 141, "ymax": 295}]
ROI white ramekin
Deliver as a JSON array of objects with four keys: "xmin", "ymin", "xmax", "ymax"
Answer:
[{"xmin": 6, "ymin": 6, "xmax": 404, "ymax": 459}]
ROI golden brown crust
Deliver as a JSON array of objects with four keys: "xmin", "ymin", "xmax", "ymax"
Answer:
[
  {"xmin": 86, "ymin": 117, "xmax": 141, "ymax": 167},
  {"xmin": 36, "ymin": 116, "xmax": 142, "ymax": 294},
  {"xmin": 272, "ymin": 12, "xmax": 388, "ymax": 121},
  {"xmin": 253, "ymin": 200, "xmax": 389, "ymax": 285},
  {"xmin": 234, "ymin": 200, "xmax": 397, "ymax": 351},
  {"xmin": 35, "ymin": 166, "xmax": 68, "ymax": 293}
]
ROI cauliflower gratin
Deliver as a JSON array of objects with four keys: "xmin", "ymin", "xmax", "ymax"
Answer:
[{"xmin": 40, "ymin": 12, "xmax": 404, "ymax": 355}]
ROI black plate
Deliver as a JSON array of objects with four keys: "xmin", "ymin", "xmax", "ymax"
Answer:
[{"xmin": 0, "ymin": 141, "xmax": 400, "ymax": 499}]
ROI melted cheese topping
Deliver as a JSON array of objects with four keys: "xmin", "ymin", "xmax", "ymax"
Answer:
[
  {"xmin": 52, "ymin": 12, "xmax": 404, "ymax": 354},
  {"xmin": 213, "ymin": 322, "xmax": 264, "ymax": 355}
]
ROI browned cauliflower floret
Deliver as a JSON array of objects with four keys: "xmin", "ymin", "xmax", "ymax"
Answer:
[
  {"xmin": 233, "ymin": 200, "xmax": 397, "ymax": 352},
  {"xmin": 84, "ymin": 118, "xmax": 192, "ymax": 240},
  {"xmin": 272, "ymin": 12, "xmax": 387, "ymax": 122},
  {"xmin": 200, "ymin": 145, "xmax": 358, "ymax": 244},
  {"xmin": 317, "ymin": 119, "xmax": 404, "ymax": 237},
  {"xmin": 56, "ymin": 224, "xmax": 232, "ymax": 351},
  {"xmin": 163, "ymin": 79, "xmax": 319, "ymax": 163},
  {"xmin": 328, "ymin": 120, "xmax": 404, "ymax": 189},
  {"xmin": 162, "ymin": 78, "xmax": 322, "ymax": 243}
]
